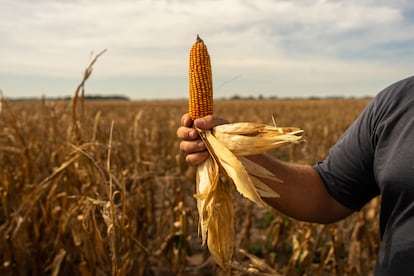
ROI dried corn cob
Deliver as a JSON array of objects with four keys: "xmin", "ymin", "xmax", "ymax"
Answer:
[
  {"xmin": 188, "ymin": 35, "xmax": 304, "ymax": 273},
  {"xmin": 189, "ymin": 35, "xmax": 213, "ymax": 120}
]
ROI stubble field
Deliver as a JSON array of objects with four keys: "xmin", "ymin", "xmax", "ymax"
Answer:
[{"xmin": 0, "ymin": 96, "xmax": 380, "ymax": 275}]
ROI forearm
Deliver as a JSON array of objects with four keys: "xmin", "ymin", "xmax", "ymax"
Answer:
[
  {"xmin": 177, "ymin": 114, "xmax": 353, "ymax": 223},
  {"xmin": 247, "ymin": 154, "xmax": 353, "ymax": 224}
]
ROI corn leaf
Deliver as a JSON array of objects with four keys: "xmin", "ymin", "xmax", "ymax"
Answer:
[
  {"xmin": 213, "ymin": 122, "xmax": 304, "ymax": 156},
  {"xmin": 199, "ymin": 129, "xmax": 266, "ymax": 207}
]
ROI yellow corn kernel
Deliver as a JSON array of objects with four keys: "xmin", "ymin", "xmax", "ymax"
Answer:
[{"xmin": 189, "ymin": 35, "xmax": 213, "ymax": 120}]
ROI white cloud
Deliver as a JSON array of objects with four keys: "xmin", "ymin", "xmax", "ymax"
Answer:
[{"xmin": 1, "ymin": 0, "xmax": 414, "ymax": 98}]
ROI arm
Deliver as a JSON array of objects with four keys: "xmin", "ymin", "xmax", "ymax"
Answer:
[
  {"xmin": 247, "ymin": 154, "xmax": 353, "ymax": 224},
  {"xmin": 177, "ymin": 114, "xmax": 354, "ymax": 224}
]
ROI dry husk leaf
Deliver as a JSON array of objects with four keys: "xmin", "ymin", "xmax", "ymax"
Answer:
[
  {"xmin": 193, "ymin": 122, "xmax": 304, "ymax": 271},
  {"xmin": 213, "ymin": 122, "xmax": 303, "ymax": 156}
]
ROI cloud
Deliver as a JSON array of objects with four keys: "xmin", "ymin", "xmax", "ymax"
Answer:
[{"xmin": 1, "ymin": 0, "xmax": 414, "ymax": 98}]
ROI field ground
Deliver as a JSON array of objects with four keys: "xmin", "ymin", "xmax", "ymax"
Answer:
[{"xmin": 0, "ymin": 97, "xmax": 380, "ymax": 275}]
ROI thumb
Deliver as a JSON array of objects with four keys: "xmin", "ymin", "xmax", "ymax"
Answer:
[{"xmin": 194, "ymin": 115, "xmax": 228, "ymax": 130}]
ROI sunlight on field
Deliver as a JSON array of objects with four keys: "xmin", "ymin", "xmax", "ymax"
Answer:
[{"xmin": 0, "ymin": 97, "xmax": 379, "ymax": 275}]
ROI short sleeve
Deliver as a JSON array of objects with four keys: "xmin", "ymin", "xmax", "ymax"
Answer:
[{"xmin": 313, "ymin": 100, "xmax": 381, "ymax": 211}]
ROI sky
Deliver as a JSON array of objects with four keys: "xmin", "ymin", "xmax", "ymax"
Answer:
[{"xmin": 1, "ymin": 0, "xmax": 414, "ymax": 100}]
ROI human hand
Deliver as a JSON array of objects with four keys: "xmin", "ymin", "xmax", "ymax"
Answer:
[{"xmin": 177, "ymin": 113, "xmax": 228, "ymax": 166}]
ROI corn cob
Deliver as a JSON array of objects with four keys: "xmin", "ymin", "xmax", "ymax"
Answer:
[
  {"xmin": 187, "ymin": 35, "xmax": 304, "ymax": 273},
  {"xmin": 189, "ymin": 35, "xmax": 213, "ymax": 120}
]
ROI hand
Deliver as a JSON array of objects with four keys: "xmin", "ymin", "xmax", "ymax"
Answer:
[{"xmin": 177, "ymin": 113, "xmax": 228, "ymax": 166}]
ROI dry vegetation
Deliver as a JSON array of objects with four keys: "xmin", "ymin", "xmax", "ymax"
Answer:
[{"xmin": 0, "ymin": 94, "xmax": 380, "ymax": 275}]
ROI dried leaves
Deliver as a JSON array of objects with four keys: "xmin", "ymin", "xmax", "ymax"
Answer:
[{"xmin": 194, "ymin": 122, "xmax": 304, "ymax": 271}]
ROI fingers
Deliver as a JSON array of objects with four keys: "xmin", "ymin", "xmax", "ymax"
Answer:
[
  {"xmin": 177, "ymin": 113, "xmax": 196, "ymax": 140},
  {"xmin": 177, "ymin": 113, "xmax": 229, "ymax": 167},
  {"xmin": 180, "ymin": 113, "xmax": 193, "ymax": 128},
  {"xmin": 179, "ymin": 113, "xmax": 228, "ymax": 130},
  {"xmin": 177, "ymin": 115, "xmax": 207, "ymax": 166},
  {"xmin": 177, "ymin": 114, "xmax": 228, "ymax": 140},
  {"xmin": 185, "ymin": 151, "xmax": 210, "ymax": 166},
  {"xmin": 194, "ymin": 115, "xmax": 228, "ymax": 130},
  {"xmin": 179, "ymin": 139, "xmax": 206, "ymax": 154},
  {"xmin": 178, "ymin": 136, "xmax": 208, "ymax": 167},
  {"xmin": 176, "ymin": 125, "xmax": 198, "ymax": 141}
]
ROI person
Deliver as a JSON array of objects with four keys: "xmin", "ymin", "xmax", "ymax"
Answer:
[{"xmin": 176, "ymin": 75, "xmax": 414, "ymax": 275}]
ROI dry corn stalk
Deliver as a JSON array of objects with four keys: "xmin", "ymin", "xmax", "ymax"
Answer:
[{"xmin": 188, "ymin": 35, "xmax": 304, "ymax": 271}]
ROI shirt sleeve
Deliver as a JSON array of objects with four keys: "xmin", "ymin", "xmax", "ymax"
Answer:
[{"xmin": 313, "ymin": 100, "xmax": 381, "ymax": 211}]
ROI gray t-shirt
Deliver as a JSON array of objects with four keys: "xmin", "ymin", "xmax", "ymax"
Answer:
[{"xmin": 314, "ymin": 76, "xmax": 414, "ymax": 275}]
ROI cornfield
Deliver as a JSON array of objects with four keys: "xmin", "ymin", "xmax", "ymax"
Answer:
[{"xmin": 0, "ymin": 89, "xmax": 380, "ymax": 275}]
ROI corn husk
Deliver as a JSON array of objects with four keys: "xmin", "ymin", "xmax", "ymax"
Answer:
[
  {"xmin": 193, "ymin": 121, "xmax": 304, "ymax": 271},
  {"xmin": 212, "ymin": 122, "xmax": 303, "ymax": 156}
]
